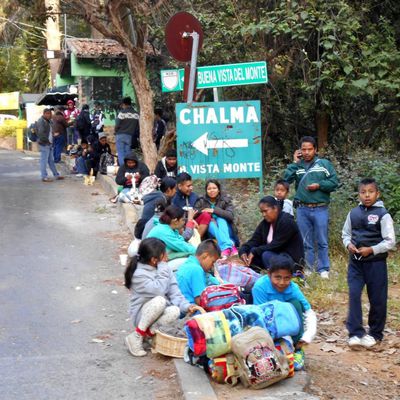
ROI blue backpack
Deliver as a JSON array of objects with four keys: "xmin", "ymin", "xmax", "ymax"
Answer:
[{"xmin": 28, "ymin": 122, "xmax": 38, "ymax": 142}]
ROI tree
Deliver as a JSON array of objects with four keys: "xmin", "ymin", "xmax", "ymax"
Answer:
[{"xmin": 63, "ymin": 0, "xmax": 167, "ymax": 171}]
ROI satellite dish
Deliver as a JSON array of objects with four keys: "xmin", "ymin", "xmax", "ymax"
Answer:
[{"xmin": 165, "ymin": 12, "xmax": 204, "ymax": 62}]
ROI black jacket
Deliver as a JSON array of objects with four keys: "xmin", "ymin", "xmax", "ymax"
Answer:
[
  {"xmin": 194, "ymin": 194, "xmax": 235, "ymax": 224},
  {"xmin": 115, "ymin": 106, "xmax": 139, "ymax": 135},
  {"xmin": 76, "ymin": 110, "xmax": 92, "ymax": 138},
  {"xmin": 239, "ymin": 211, "xmax": 304, "ymax": 264},
  {"xmin": 92, "ymin": 141, "xmax": 111, "ymax": 163},
  {"xmin": 154, "ymin": 157, "xmax": 177, "ymax": 179},
  {"xmin": 36, "ymin": 116, "xmax": 52, "ymax": 145},
  {"xmin": 115, "ymin": 151, "xmax": 150, "ymax": 188}
]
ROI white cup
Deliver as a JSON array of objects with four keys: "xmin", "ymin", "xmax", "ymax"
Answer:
[{"xmin": 119, "ymin": 254, "xmax": 128, "ymax": 266}]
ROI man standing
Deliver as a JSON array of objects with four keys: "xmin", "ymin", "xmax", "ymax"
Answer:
[
  {"xmin": 283, "ymin": 136, "xmax": 338, "ymax": 279},
  {"xmin": 37, "ymin": 108, "xmax": 64, "ymax": 182},
  {"xmin": 115, "ymin": 97, "xmax": 139, "ymax": 166}
]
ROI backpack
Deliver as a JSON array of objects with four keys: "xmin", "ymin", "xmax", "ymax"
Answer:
[
  {"xmin": 231, "ymin": 326, "xmax": 290, "ymax": 389},
  {"xmin": 99, "ymin": 152, "xmax": 114, "ymax": 175},
  {"xmin": 200, "ymin": 284, "xmax": 245, "ymax": 312},
  {"xmin": 138, "ymin": 175, "xmax": 159, "ymax": 196},
  {"xmin": 216, "ymin": 261, "xmax": 261, "ymax": 291},
  {"xmin": 28, "ymin": 122, "xmax": 38, "ymax": 142},
  {"xmin": 208, "ymin": 353, "xmax": 239, "ymax": 385}
]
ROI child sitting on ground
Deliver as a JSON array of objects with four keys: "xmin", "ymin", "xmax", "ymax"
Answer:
[
  {"xmin": 274, "ymin": 179, "xmax": 294, "ymax": 216},
  {"xmin": 252, "ymin": 255, "xmax": 317, "ymax": 370},
  {"xmin": 176, "ymin": 240, "xmax": 222, "ymax": 304},
  {"xmin": 124, "ymin": 238, "xmax": 196, "ymax": 357},
  {"xmin": 342, "ymin": 178, "xmax": 396, "ymax": 349}
]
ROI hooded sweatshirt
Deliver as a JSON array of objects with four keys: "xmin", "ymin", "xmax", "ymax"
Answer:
[
  {"xmin": 115, "ymin": 151, "xmax": 150, "ymax": 188},
  {"xmin": 115, "ymin": 106, "xmax": 139, "ymax": 136},
  {"xmin": 342, "ymin": 200, "xmax": 396, "ymax": 262},
  {"xmin": 154, "ymin": 157, "xmax": 177, "ymax": 179}
]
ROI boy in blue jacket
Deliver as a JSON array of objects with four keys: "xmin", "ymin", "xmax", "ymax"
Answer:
[{"xmin": 342, "ymin": 178, "xmax": 396, "ymax": 349}]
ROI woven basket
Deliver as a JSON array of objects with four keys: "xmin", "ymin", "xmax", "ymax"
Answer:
[{"xmin": 152, "ymin": 306, "xmax": 206, "ymax": 358}]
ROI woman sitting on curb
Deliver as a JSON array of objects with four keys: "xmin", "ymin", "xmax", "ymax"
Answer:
[
  {"xmin": 194, "ymin": 179, "xmax": 238, "ymax": 258},
  {"xmin": 147, "ymin": 205, "xmax": 197, "ymax": 270},
  {"xmin": 124, "ymin": 238, "xmax": 196, "ymax": 356}
]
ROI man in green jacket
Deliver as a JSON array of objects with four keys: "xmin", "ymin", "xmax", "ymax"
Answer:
[{"xmin": 283, "ymin": 136, "xmax": 339, "ymax": 279}]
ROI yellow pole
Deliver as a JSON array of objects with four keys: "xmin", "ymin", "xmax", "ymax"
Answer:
[{"xmin": 16, "ymin": 128, "xmax": 24, "ymax": 150}]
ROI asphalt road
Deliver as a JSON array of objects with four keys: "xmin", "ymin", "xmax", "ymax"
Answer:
[{"xmin": 0, "ymin": 150, "xmax": 177, "ymax": 399}]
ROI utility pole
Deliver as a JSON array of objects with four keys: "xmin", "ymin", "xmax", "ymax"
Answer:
[{"xmin": 45, "ymin": 0, "xmax": 61, "ymax": 87}]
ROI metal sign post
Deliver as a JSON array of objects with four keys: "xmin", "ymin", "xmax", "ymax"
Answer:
[{"xmin": 183, "ymin": 31, "xmax": 199, "ymax": 104}]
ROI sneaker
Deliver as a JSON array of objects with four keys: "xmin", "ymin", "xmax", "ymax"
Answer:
[
  {"xmin": 230, "ymin": 246, "xmax": 239, "ymax": 256},
  {"xmin": 348, "ymin": 336, "xmax": 363, "ymax": 348},
  {"xmin": 360, "ymin": 334, "xmax": 376, "ymax": 348},
  {"xmin": 320, "ymin": 271, "xmax": 329, "ymax": 279},
  {"xmin": 293, "ymin": 348, "xmax": 305, "ymax": 370},
  {"xmin": 76, "ymin": 174, "xmax": 83, "ymax": 178},
  {"xmin": 125, "ymin": 332, "xmax": 147, "ymax": 357},
  {"xmin": 42, "ymin": 177, "xmax": 53, "ymax": 182},
  {"xmin": 221, "ymin": 249, "xmax": 231, "ymax": 259}
]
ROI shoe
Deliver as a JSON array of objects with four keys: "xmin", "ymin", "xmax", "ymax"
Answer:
[
  {"xmin": 76, "ymin": 174, "xmax": 83, "ymax": 178},
  {"xmin": 320, "ymin": 271, "xmax": 329, "ymax": 279},
  {"xmin": 360, "ymin": 334, "xmax": 376, "ymax": 348},
  {"xmin": 293, "ymin": 348, "xmax": 305, "ymax": 370},
  {"xmin": 56, "ymin": 176, "xmax": 64, "ymax": 180},
  {"xmin": 125, "ymin": 332, "xmax": 146, "ymax": 357},
  {"xmin": 42, "ymin": 177, "xmax": 53, "ymax": 182},
  {"xmin": 230, "ymin": 246, "xmax": 239, "ymax": 256},
  {"xmin": 221, "ymin": 249, "xmax": 231, "ymax": 259},
  {"xmin": 348, "ymin": 336, "xmax": 363, "ymax": 348}
]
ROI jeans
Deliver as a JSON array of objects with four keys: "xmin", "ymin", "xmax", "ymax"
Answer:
[
  {"xmin": 208, "ymin": 216, "xmax": 234, "ymax": 251},
  {"xmin": 76, "ymin": 156, "xmax": 89, "ymax": 174},
  {"xmin": 297, "ymin": 205, "xmax": 330, "ymax": 272},
  {"xmin": 39, "ymin": 144, "xmax": 59, "ymax": 179},
  {"xmin": 116, "ymin": 133, "xmax": 132, "ymax": 166},
  {"xmin": 347, "ymin": 259, "xmax": 387, "ymax": 340},
  {"xmin": 53, "ymin": 135, "xmax": 65, "ymax": 163}
]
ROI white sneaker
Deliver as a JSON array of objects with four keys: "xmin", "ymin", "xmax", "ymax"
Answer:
[
  {"xmin": 348, "ymin": 336, "xmax": 362, "ymax": 348},
  {"xmin": 125, "ymin": 332, "xmax": 147, "ymax": 357},
  {"xmin": 360, "ymin": 334, "xmax": 376, "ymax": 348},
  {"xmin": 320, "ymin": 271, "xmax": 329, "ymax": 279}
]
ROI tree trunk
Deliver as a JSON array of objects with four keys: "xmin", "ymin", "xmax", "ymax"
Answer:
[
  {"xmin": 126, "ymin": 52, "xmax": 158, "ymax": 172},
  {"xmin": 315, "ymin": 110, "xmax": 329, "ymax": 150}
]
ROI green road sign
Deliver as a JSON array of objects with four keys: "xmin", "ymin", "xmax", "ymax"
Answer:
[
  {"xmin": 176, "ymin": 100, "xmax": 262, "ymax": 179},
  {"xmin": 161, "ymin": 61, "xmax": 268, "ymax": 92}
]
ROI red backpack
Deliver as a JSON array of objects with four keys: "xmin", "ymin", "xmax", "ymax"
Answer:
[{"xmin": 200, "ymin": 284, "xmax": 245, "ymax": 312}]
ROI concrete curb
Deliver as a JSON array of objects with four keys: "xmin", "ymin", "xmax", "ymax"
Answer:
[{"xmin": 174, "ymin": 360, "xmax": 218, "ymax": 400}]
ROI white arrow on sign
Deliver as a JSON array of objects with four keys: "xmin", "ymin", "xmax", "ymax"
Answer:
[{"xmin": 192, "ymin": 132, "xmax": 248, "ymax": 156}]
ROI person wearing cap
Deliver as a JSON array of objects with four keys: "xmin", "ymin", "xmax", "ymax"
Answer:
[
  {"xmin": 90, "ymin": 132, "xmax": 113, "ymax": 175},
  {"xmin": 154, "ymin": 148, "xmax": 178, "ymax": 179},
  {"xmin": 36, "ymin": 108, "xmax": 64, "ymax": 182}
]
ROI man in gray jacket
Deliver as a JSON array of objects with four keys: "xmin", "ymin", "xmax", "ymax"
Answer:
[
  {"xmin": 115, "ymin": 97, "xmax": 139, "ymax": 166},
  {"xmin": 37, "ymin": 108, "xmax": 63, "ymax": 182}
]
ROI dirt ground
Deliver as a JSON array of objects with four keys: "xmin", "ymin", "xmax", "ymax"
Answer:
[{"xmin": 305, "ymin": 287, "xmax": 400, "ymax": 400}]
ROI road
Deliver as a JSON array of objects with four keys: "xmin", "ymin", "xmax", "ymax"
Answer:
[{"xmin": 0, "ymin": 150, "xmax": 180, "ymax": 400}]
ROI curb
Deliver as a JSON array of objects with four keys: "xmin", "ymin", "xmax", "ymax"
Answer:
[{"xmin": 174, "ymin": 360, "xmax": 217, "ymax": 400}]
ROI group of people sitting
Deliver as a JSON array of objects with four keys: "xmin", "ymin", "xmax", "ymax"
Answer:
[{"xmin": 120, "ymin": 159, "xmax": 313, "ymax": 372}]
